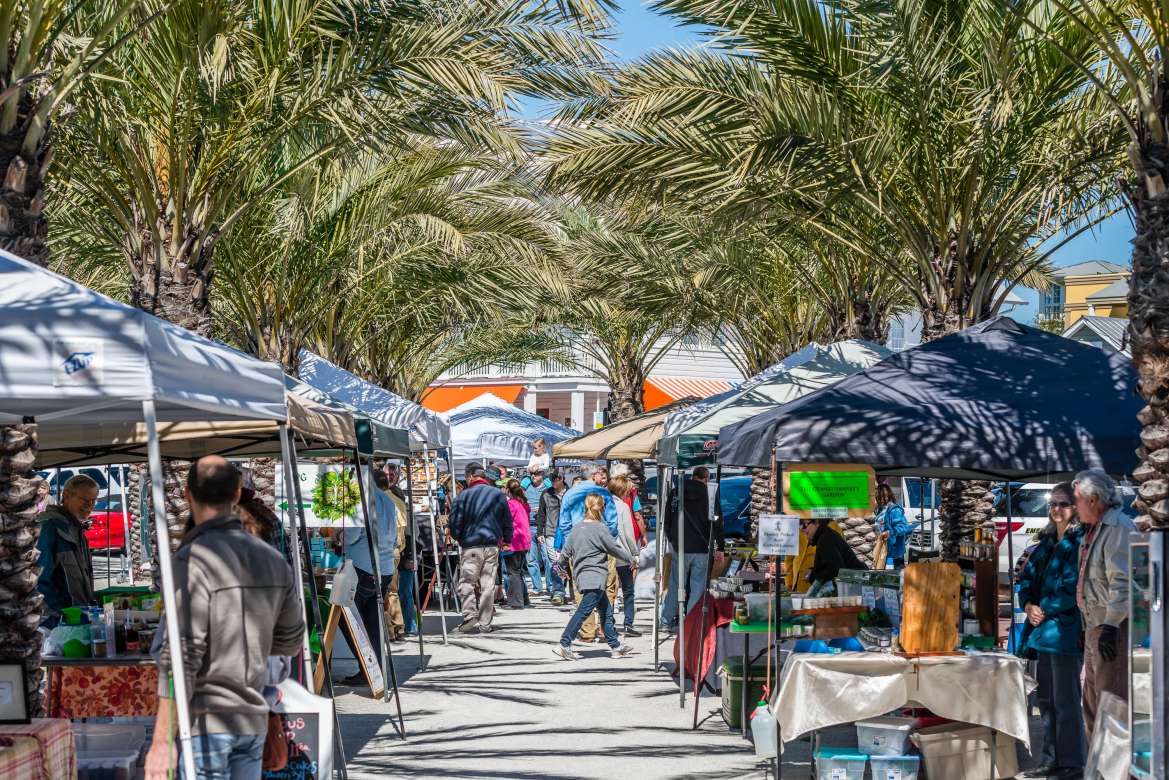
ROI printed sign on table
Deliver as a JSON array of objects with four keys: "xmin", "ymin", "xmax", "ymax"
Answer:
[{"xmin": 757, "ymin": 514, "xmax": 801, "ymax": 557}]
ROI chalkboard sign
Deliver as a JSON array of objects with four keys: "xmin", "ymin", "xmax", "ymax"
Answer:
[{"xmin": 263, "ymin": 680, "xmax": 334, "ymax": 780}]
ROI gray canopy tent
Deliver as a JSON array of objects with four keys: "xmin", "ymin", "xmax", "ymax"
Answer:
[{"xmin": 0, "ymin": 250, "xmax": 293, "ymax": 779}]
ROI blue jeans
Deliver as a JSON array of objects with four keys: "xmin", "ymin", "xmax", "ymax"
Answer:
[
  {"xmin": 661, "ymin": 552, "xmax": 709, "ymax": 628},
  {"xmin": 544, "ymin": 538, "xmax": 565, "ymax": 597},
  {"xmin": 1036, "ymin": 651, "xmax": 1086, "ymax": 769},
  {"xmin": 182, "ymin": 733, "xmax": 265, "ymax": 779},
  {"xmin": 560, "ymin": 589, "xmax": 620, "ymax": 649},
  {"xmin": 500, "ymin": 550, "xmax": 511, "ymax": 592},
  {"xmin": 399, "ymin": 568, "xmax": 416, "ymax": 634},
  {"xmin": 527, "ymin": 526, "xmax": 545, "ymax": 592},
  {"xmin": 616, "ymin": 564, "xmax": 636, "ymax": 628}
]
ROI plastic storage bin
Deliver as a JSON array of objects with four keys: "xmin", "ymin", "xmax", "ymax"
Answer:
[
  {"xmin": 855, "ymin": 715, "xmax": 916, "ymax": 755},
  {"xmin": 77, "ymin": 749, "xmax": 139, "ymax": 780},
  {"xmin": 73, "ymin": 723, "xmax": 145, "ymax": 753},
  {"xmin": 744, "ymin": 592, "xmax": 771, "ymax": 622},
  {"xmin": 911, "ymin": 723, "xmax": 1018, "ymax": 780},
  {"xmin": 718, "ymin": 659, "xmax": 768, "ymax": 729},
  {"xmin": 814, "ymin": 747, "xmax": 867, "ymax": 780},
  {"xmin": 869, "ymin": 754, "xmax": 920, "ymax": 780}
]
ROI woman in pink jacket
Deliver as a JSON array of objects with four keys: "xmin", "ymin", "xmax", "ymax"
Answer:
[{"xmin": 505, "ymin": 479, "xmax": 533, "ymax": 609}]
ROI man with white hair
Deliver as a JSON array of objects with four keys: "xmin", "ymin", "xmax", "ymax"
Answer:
[
  {"xmin": 1073, "ymin": 468, "xmax": 1137, "ymax": 739},
  {"xmin": 36, "ymin": 474, "xmax": 100, "ymax": 619}
]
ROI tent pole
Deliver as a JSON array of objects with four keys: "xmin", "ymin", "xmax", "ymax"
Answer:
[
  {"xmin": 1005, "ymin": 481, "xmax": 1016, "ymax": 652},
  {"xmin": 104, "ymin": 463, "xmax": 112, "ymax": 590},
  {"xmin": 678, "ymin": 468, "xmax": 686, "ymax": 708},
  {"xmin": 352, "ymin": 451, "xmax": 404, "ymax": 737},
  {"xmin": 277, "ymin": 426, "xmax": 314, "ymax": 679},
  {"xmin": 403, "ymin": 455, "xmax": 427, "ymax": 669},
  {"xmin": 423, "ymin": 448, "xmax": 449, "ymax": 644},
  {"xmin": 652, "ymin": 464, "xmax": 665, "ymax": 672},
  {"xmin": 120, "ymin": 467, "xmax": 132, "ymax": 583},
  {"xmin": 142, "ymin": 399, "xmax": 198, "ymax": 780},
  {"xmin": 692, "ymin": 463, "xmax": 720, "ymax": 728},
  {"xmin": 287, "ymin": 438, "xmax": 349, "ymax": 779}
]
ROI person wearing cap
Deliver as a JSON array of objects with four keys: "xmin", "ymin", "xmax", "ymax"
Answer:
[{"xmin": 448, "ymin": 464, "xmax": 513, "ymax": 634}]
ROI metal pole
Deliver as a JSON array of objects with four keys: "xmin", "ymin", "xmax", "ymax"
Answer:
[
  {"xmin": 653, "ymin": 465, "xmax": 666, "ymax": 671},
  {"xmin": 120, "ymin": 466, "xmax": 132, "ymax": 583},
  {"xmin": 142, "ymin": 400, "xmax": 198, "ymax": 780},
  {"xmin": 278, "ymin": 426, "xmax": 314, "ymax": 677},
  {"xmin": 352, "ymin": 453, "xmax": 404, "ymax": 737},
  {"xmin": 403, "ymin": 456, "xmax": 427, "ymax": 669},
  {"xmin": 692, "ymin": 464, "xmax": 720, "ymax": 728},
  {"xmin": 422, "ymin": 449, "xmax": 449, "ymax": 644},
  {"xmin": 678, "ymin": 469, "xmax": 686, "ymax": 708},
  {"xmin": 1005, "ymin": 482, "xmax": 1016, "ymax": 651},
  {"xmin": 104, "ymin": 462, "xmax": 112, "ymax": 590}
]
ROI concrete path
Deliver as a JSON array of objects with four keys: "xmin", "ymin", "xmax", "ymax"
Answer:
[
  {"xmin": 334, "ymin": 600, "xmax": 790, "ymax": 779},
  {"xmin": 334, "ymin": 600, "xmax": 1042, "ymax": 779}
]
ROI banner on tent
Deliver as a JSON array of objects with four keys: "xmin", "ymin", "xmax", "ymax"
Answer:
[
  {"xmin": 781, "ymin": 463, "xmax": 875, "ymax": 520},
  {"xmin": 276, "ymin": 464, "xmax": 363, "ymax": 528}
]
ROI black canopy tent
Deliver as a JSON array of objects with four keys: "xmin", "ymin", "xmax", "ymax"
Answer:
[{"xmin": 717, "ymin": 317, "xmax": 1143, "ymax": 480}]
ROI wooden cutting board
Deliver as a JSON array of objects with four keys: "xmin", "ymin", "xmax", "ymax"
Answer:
[{"xmin": 900, "ymin": 561, "xmax": 960, "ymax": 654}]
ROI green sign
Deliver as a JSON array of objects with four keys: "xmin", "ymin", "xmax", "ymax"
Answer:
[{"xmin": 786, "ymin": 470, "xmax": 872, "ymax": 513}]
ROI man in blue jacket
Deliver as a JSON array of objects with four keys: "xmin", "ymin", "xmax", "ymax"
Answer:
[{"xmin": 448, "ymin": 465, "xmax": 512, "ymax": 634}]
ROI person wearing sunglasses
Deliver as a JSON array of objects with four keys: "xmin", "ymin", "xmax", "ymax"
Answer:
[{"xmin": 1016, "ymin": 482, "xmax": 1086, "ymax": 780}]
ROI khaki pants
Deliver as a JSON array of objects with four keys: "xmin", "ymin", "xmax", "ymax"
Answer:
[
  {"xmin": 575, "ymin": 557, "xmax": 618, "ymax": 640},
  {"xmin": 1083, "ymin": 622, "xmax": 1129, "ymax": 740},
  {"xmin": 457, "ymin": 546, "xmax": 499, "ymax": 629},
  {"xmin": 383, "ymin": 569, "xmax": 404, "ymax": 640}
]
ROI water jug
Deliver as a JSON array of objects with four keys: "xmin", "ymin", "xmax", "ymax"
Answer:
[{"xmin": 750, "ymin": 699, "xmax": 778, "ymax": 758}]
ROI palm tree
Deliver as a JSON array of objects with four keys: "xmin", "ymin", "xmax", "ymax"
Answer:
[
  {"xmin": 548, "ymin": 0, "xmax": 1124, "ymax": 557},
  {"xmin": 1038, "ymin": 0, "xmax": 1169, "ymax": 529},
  {"xmin": 0, "ymin": 0, "xmax": 160, "ymax": 716},
  {"xmin": 53, "ymin": 0, "xmax": 614, "ymax": 336}
]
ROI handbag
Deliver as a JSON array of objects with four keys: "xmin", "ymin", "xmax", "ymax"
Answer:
[{"xmin": 262, "ymin": 711, "xmax": 288, "ymax": 771}]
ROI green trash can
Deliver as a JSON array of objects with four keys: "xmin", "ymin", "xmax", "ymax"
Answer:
[{"xmin": 719, "ymin": 658, "xmax": 769, "ymax": 729}]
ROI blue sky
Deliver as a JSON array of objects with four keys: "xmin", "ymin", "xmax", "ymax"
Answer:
[{"xmin": 587, "ymin": 3, "xmax": 1136, "ymax": 322}]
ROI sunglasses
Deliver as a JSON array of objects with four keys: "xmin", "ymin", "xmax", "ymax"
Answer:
[{"xmin": 1049, "ymin": 500, "xmax": 1073, "ymax": 509}]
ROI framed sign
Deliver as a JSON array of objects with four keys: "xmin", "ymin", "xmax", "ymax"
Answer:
[
  {"xmin": 757, "ymin": 514, "xmax": 801, "ymax": 557},
  {"xmin": 782, "ymin": 463, "xmax": 875, "ymax": 520},
  {"xmin": 0, "ymin": 661, "xmax": 29, "ymax": 724},
  {"xmin": 275, "ymin": 464, "xmax": 363, "ymax": 528}
]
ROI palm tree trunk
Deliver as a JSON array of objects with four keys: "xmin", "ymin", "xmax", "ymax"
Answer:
[
  {"xmin": 162, "ymin": 463, "xmax": 190, "ymax": 555},
  {"xmin": 130, "ymin": 252, "xmax": 214, "ymax": 338},
  {"xmin": 0, "ymin": 131, "xmax": 50, "ymax": 265},
  {"xmin": 1127, "ymin": 149, "xmax": 1169, "ymax": 530},
  {"xmin": 0, "ymin": 424, "xmax": 44, "ymax": 716},
  {"xmin": 608, "ymin": 367, "xmax": 645, "ymax": 423}
]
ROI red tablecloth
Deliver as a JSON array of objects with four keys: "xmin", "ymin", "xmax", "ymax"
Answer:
[
  {"xmin": 0, "ymin": 719, "xmax": 75, "ymax": 780},
  {"xmin": 673, "ymin": 594, "xmax": 737, "ymax": 686},
  {"xmin": 49, "ymin": 664, "xmax": 159, "ymax": 718}
]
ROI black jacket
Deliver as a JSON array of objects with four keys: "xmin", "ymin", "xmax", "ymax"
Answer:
[
  {"xmin": 535, "ymin": 487, "xmax": 564, "ymax": 538},
  {"xmin": 808, "ymin": 521, "xmax": 865, "ymax": 584},
  {"xmin": 664, "ymin": 477, "xmax": 724, "ymax": 555},
  {"xmin": 448, "ymin": 480, "xmax": 512, "ymax": 548}
]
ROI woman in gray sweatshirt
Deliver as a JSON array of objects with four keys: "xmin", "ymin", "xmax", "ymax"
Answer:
[{"xmin": 555, "ymin": 494, "xmax": 636, "ymax": 660}]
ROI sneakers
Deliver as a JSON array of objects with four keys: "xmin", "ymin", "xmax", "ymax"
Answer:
[
  {"xmin": 553, "ymin": 644, "xmax": 581, "ymax": 661},
  {"xmin": 550, "ymin": 594, "xmax": 565, "ymax": 606},
  {"xmin": 479, "ymin": 624, "xmax": 495, "ymax": 634},
  {"xmin": 611, "ymin": 644, "xmax": 636, "ymax": 659},
  {"xmin": 624, "ymin": 626, "xmax": 642, "ymax": 637},
  {"xmin": 455, "ymin": 621, "xmax": 480, "ymax": 635}
]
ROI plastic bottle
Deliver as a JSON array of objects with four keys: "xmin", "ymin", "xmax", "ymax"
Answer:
[{"xmin": 749, "ymin": 699, "xmax": 777, "ymax": 758}]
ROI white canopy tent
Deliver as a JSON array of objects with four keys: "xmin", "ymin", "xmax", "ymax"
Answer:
[
  {"xmin": 297, "ymin": 350, "xmax": 450, "ymax": 449},
  {"xmin": 445, "ymin": 392, "xmax": 580, "ymax": 467},
  {"xmin": 0, "ymin": 250, "xmax": 294, "ymax": 779}
]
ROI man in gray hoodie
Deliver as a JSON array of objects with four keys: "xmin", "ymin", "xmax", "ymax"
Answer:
[{"xmin": 144, "ymin": 456, "xmax": 304, "ymax": 780}]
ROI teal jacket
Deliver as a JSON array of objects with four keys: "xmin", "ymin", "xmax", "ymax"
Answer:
[
  {"xmin": 874, "ymin": 503, "xmax": 911, "ymax": 561},
  {"xmin": 1017, "ymin": 523, "xmax": 1084, "ymax": 656}
]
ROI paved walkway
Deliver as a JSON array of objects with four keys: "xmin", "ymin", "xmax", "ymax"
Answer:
[{"xmin": 334, "ymin": 600, "xmax": 790, "ymax": 779}]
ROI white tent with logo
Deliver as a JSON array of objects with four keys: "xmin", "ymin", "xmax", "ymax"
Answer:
[
  {"xmin": 445, "ymin": 392, "xmax": 580, "ymax": 467},
  {"xmin": 297, "ymin": 350, "xmax": 450, "ymax": 449},
  {"xmin": 0, "ymin": 250, "xmax": 294, "ymax": 779}
]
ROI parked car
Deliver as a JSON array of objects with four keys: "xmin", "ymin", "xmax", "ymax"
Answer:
[
  {"xmin": 84, "ymin": 496, "xmax": 129, "ymax": 552},
  {"xmin": 643, "ymin": 472, "xmax": 752, "ymax": 538}
]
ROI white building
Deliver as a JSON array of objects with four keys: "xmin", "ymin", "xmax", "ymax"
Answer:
[{"xmin": 424, "ymin": 335, "xmax": 745, "ymax": 430}]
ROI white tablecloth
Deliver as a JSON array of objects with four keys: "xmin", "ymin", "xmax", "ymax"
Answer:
[{"xmin": 773, "ymin": 651, "xmax": 1034, "ymax": 747}]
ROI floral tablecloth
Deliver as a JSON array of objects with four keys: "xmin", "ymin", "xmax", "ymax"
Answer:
[
  {"xmin": 49, "ymin": 663, "xmax": 159, "ymax": 718},
  {"xmin": 0, "ymin": 719, "xmax": 75, "ymax": 780}
]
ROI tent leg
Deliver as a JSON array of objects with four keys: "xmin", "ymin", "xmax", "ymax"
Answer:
[
  {"xmin": 278, "ymin": 426, "xmax": 315, "ymax": 680},
  {"xmin": 678, "ymin": 471, "xmax": 686, "ymax": 708},
  {"xmin": 353, "ymin": 453, "xmax": 404, "ymax": 739},
  {"xmin": 286, "ymin": 439, "xmax": 349, "ymax": 777},
  {"xmin": 120, "ymin": 467, "xmax": 132, "ymax": 583},
  {"xmin": 423, "ymin": 449, "xmax": 448, "ymax": 645},
  {"xmin": 1005, "ymin": 482, "xmax": 1016, "ymax": 652},
  {"xmin": 653, "ymin": 465, "xmax": 666, "ymax": 672},
  {"xmin": 142, "ymin": 400, "xmax": 198, "ymax": 780},
  {"xmin": 403, "ymin": 460, "xmax": 427, "ymax": 670},
  {"xmin": 693, "ymin": 465, "xmax": 721, "ymax": 728}
]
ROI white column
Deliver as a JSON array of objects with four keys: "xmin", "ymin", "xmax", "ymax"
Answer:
[
  {"xmin": 570, "ymin": 390, "xmax": 585, "ymax": 431},
  {"xmin": 523, "ymin": 388, "xmax": 538, "ymax": 414}
]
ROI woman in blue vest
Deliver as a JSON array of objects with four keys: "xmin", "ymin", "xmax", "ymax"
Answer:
[{"xmin": 874, "ymin": 483, "xmax": 912, "ymax": 568}]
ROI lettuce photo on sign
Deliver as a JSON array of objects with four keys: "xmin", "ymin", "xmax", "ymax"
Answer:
[{"xmin": 312, "ymin": 470, "xmax": 359, "ymax": 523}]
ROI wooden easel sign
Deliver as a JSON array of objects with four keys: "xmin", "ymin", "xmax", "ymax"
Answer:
[{"xmin": 314, "ymin": 602, "xmax": 385, "ymax": 699}]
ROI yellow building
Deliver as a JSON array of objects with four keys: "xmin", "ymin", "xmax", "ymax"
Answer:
[{"xmin": 1039, "ymin": 260, "xmax": 1130, "ymax": 327}]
